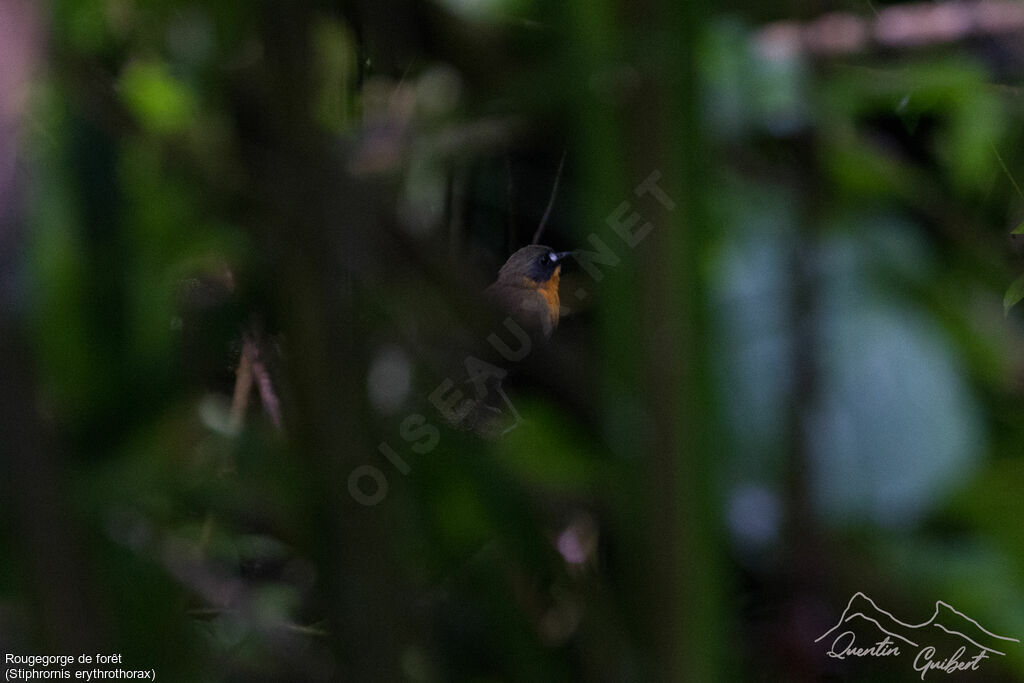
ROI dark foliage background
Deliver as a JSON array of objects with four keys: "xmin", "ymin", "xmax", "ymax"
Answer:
[{"xmin": 4, "ymin": 0, "xmax": 1024, "ymax": 680}]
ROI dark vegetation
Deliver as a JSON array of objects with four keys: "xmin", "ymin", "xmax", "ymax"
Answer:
[{"xmin": 4, "ymin": 0, "xmax": 1024, "ymax": 680}]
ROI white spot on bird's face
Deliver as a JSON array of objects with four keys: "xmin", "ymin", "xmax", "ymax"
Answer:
[{"xmin": 548, "ymin": 252, "xmax": 557, "ymax": 262}]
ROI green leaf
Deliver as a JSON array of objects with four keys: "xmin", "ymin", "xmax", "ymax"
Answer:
[
  {"xmin": 119, "ymin": 61, "xmax": 195, "ymax": 134},
  {"xmin": 1003, "ymin": 274, "xmax": 1024, "ymax": 315},
  {"xmin": 495, "ymin": 398, "xmax": 602, "ymax": 493},
  {"xmin": 1011, "ymin": 221, "xmax": 1024, "ymax": 235}
]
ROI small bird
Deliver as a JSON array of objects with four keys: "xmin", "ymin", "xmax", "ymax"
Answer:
[
  {"xmin": 440, "ymin": 245, "xmax": 573, "ymax": 437},
  {"xmin": 484, "ymin": 245, "xmax": 575, "ymax": 338}
]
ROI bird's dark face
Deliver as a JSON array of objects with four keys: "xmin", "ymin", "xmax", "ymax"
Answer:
[{"xmin": 499, "ymin": 245, "xmax": 574, "ymax": 285}]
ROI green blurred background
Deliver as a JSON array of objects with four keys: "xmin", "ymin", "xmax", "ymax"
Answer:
[{"xmin": 4, "ymin": 0, "xmax": 1024, "ymax": 680}]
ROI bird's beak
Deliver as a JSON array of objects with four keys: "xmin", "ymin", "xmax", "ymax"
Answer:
[{"xmin": 552, "ymin": 251, "xmax": 576, "ymax": 263}]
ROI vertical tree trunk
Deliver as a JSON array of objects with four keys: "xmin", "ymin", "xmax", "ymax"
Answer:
[
  {"xmin": 0, "ymin": 0, "xmax": 106, "ymax": 653},
  {"xmin": 250, "ymin": 3, "xmax": 407, "ymax": 678},
  {"xmin": 568, "ymin": 0, "xmax": 725, "ymax": 678}
]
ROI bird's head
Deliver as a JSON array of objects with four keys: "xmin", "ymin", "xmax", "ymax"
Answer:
[{"xmin": 497, "ymin": 245, "xmax": 575, "ymax": 287}]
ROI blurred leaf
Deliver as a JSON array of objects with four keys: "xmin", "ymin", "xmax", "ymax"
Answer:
[
  {"xmin": 434, "ymin": 0, "xmax": 528, "ymax": 22},
  {"xmin": 1003, "ymin": 274, "xmax": 1024, "ymax": 315},
  {"xmin": 312, "ymin": 17, "xmax": 358, "ymax": 133},
  {"xmin": 53, "ymin": 0, "xmax": 110, "ymax": 54},
  {"xmin": 820, "ymin": 58, "xmax": 1005, "ymax": 197},
  {"xmin": 431, "ymin": 473, "xmax": 493, "ymax": 551},
  {"xmin": 494, "ymin": 399, "xmax": 601, "ymax": 494},
  {"xmin": 119, "ymin": 61, "xmax": 196, "ymax": 134},
  {"xmin": 951, "ymin": 459, "xmax": 1024, "ymax": 574}
]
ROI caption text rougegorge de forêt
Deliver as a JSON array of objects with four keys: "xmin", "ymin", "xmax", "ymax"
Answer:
[{"xmin": 5, "ymin": 654, "xmax": 155, "ymax": 681}]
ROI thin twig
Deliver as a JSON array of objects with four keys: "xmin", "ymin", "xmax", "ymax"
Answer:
[
  {"xmin": 230, "ymin": 332, "xmax": 283, "ymax": 431},
  {"xmin": 229, "ymin": 346, "xmax": 254, "ymax": 433},
  {"xmin": 251, "ymin": 352, "xmax": 282, "ymax": 429},
  {"xmin": 992, "ymin": 142, "xmax": 1024, "ymax": 203},
  {"xmin": 532, "ymin": 149, "xmax": 566, "ymax": 245}
]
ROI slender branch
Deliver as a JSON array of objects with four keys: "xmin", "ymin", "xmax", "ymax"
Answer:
[
  {"xmin": 251, "ymin": 351, "xmax": 282, "ymax": 429},
  {"xmin": 229, "ymin": 331, "xmax": 283, "ymax": 431},
  {"xmin": 229, "ymin": 345, "xmax": 254, "ymax": 433},
  {"xmin": 532, "ymin": 149, "xmax": 566, "ymax": 245}
]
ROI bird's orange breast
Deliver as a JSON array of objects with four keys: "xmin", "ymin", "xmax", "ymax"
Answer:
[{"xmin": 524, "ymin": 265, "xmax": 561, "ymax": 327}]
